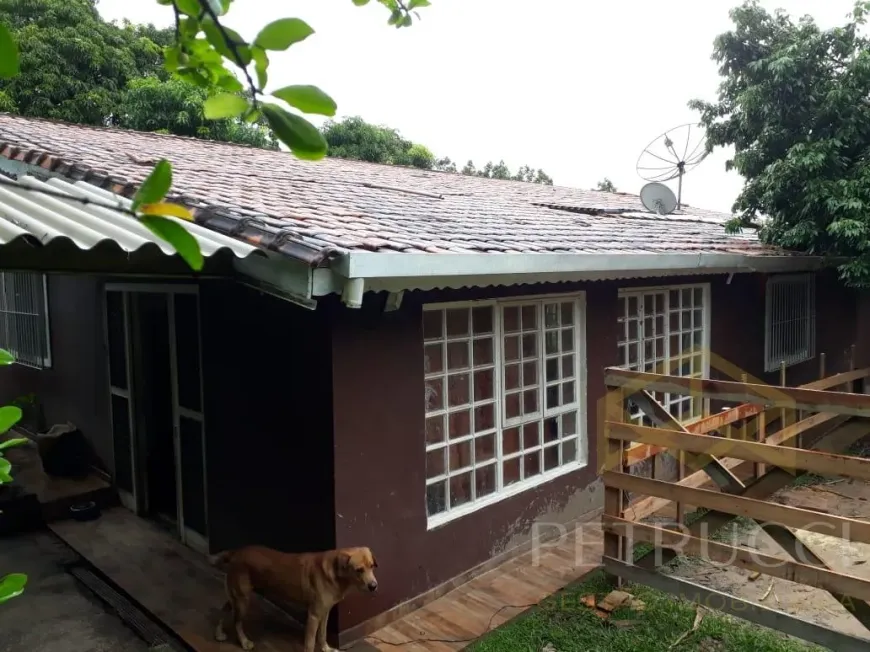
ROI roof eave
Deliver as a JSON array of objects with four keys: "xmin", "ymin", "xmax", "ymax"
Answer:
[{"xmin": 333, "ymin": 251, "xmax": 830, "ymax": 284}]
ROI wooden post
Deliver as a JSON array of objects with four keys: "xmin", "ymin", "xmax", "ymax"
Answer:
[
  {"xmin": 740, "ymin": 374, "xmax": 749, "ymax": 442},
  {"xmin": 820, "ymin": 352, "xmax": 826, "ymax": 381},
  {"xmin": 780, "ymin": 361, "xmax": 789, "ymax": 432},
  {"xmin": 676, "ymin": 449, "xmax": 686, "ymax": 525},
  {"xmin": 850, "ymin": 344, "xmax": 857, "ymax": 393},
  {"xmin": 603, "ymin": 387, "xmax": 627, "ymax": 586},
  {"xmin": 756, "ymin": 409, "xmax": 766, "ymax": 479}
]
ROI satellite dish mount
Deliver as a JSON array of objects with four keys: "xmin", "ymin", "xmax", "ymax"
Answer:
[{"xmin": 636, "ymin": 123, "xmax": 709, "ymax": 210}]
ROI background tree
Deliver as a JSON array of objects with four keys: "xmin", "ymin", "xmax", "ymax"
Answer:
[
  {"xmin": 116, "ymin": 77, "xmax": 277, "ymax": 148},
  {"xmin": 322, "ymin": 116, "xmax": 553, "ymax": 182},
  {"xmin": 596, "ymin": 177, "xmax": 617, "ymax": 192},
  {"xmin": 692, "ymin": 0, "xmax": 870, "ymax": 285},
  {"xmin": 0, "ymin": 0, "xmax": 171, "ymax": 124},
  {"xmin": 0, "ymin": 0, "xmax": 275, "ymax": 147}
]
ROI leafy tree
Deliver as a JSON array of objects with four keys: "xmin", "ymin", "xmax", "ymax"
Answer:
[
  {"xmin": 0, "ymin": 0, "xmax": 431, "ymax": 268},
  {"xmin": 692, "ymin": 0, "xmax": 870, "ymax": 285},
  {"xmin": 469, "ymin": 159, "xmax": 553, "ymax": 185},
  {"xmin": 321, "ymin": 116, "xmax": 434, "ymax": 168},
  {"xmin": 596, "ymin": 178, "xmax": 617, "ymax": 193},
  {"xmin": 0, "ymin": 0, "xmax": 173, "ymax": 125},
  {"xmin": 434, "ymin": 156, "xmax": 457, "ymax": 173},
  {"xmin": 116, "ymin": 77, "xmax": 277, "ymax": 148}
]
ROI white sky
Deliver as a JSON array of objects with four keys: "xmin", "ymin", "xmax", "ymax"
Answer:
[{"xmin": 96, "ymin": 0, "xmax": 856, "ymax": 213}]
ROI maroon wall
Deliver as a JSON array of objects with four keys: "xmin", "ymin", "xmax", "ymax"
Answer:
[
  {"xmin": 327, "ymin": 270, "xmax": 860, "ymax": 633},
  {"xmin": 199, "ymin": 281, "xmax": 336, "ymax": 556},
  {"xmin": 328, "ymin": 281, "xmax": 615, "ymax": 632},
  {"xmin": 0, "ymin": 274, "xmax": 112, "ymax": 471}
]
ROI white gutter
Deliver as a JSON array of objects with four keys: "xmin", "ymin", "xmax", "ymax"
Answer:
[{"xmin": 333, "ymin": 251, "xmax": 828, "ymax": 281}]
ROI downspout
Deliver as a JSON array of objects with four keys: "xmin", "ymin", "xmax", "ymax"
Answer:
[{"xmin": 341, "ymin": 277, "xmax": 365, "ymax": 308}]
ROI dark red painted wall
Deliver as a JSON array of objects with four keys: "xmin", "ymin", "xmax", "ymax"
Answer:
[
  {"xmin": 0, "ymin": 274, "xmax": 112, "ymax": 471},
  {"xmin": 327, "ymin": 270, "xmax": 861, "ymax": 632}
]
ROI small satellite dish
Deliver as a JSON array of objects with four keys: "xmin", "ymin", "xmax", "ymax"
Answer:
[{"xmin": 640, "ymin": 182, "xmax": 678, "ymax": 215}]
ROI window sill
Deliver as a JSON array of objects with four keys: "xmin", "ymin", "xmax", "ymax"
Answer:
[{"xmin": 426, "ymin": 459, "xmax": 588, "ymax": 531}]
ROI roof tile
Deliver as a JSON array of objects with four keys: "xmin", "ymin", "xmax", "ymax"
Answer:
[{"xmin": 0, "ymin": 114, "xmax": 784, "ymax": 262}]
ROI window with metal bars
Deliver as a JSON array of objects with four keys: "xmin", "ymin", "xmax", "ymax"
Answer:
[
  {"xmin": 764, "ymin": 273, "xmax": 815, "ymax": 373},
  {"xmin": 0, "ymin": 272, "xmax": 51, "ymax": 369}
]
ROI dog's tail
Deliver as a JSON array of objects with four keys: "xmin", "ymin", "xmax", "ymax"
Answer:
[{"xmin": 208, "ymin": 549, "xmax": 234, "ymax": 568}]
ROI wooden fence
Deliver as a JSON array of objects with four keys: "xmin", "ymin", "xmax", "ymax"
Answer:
[{"xmin": 600, "ymin": 362, "xmax": 870, "ymax": 651}]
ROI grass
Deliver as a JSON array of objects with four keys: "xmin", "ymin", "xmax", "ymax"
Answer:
[{"xmin": 468, "ymin": 570, "xmax": 822, "ymax": 652}]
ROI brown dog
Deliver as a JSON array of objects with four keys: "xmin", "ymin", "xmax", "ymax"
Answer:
[{"xmin": 209, "ymin": 545, "xmax": 378, "ymax": 651}]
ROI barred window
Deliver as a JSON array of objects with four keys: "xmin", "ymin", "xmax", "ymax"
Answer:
[
  {"xmin": 0, "ymin": 272, "xmax": 51, "ymax": 369},
  {"xmin": 765, "ymin": 274, "xmax": 815, "ymax": 373}
]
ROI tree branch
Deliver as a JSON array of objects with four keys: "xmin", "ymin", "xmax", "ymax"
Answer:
[{"xmin": 194, "ymin": 0, "xmax": 260, "ymax": 108}]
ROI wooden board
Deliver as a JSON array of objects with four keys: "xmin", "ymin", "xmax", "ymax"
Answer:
[
  {"xmin": 602, "ymin": 557, "xmax": 870, "ymax": 652},
  {"xmin": 627, "ymin": 391, "xmax": 745, "ymax": 493},
  {"xmin": 604, "ymin": 515, "xmax": 870, "ymax": 603},
  {"xmin": 605, "ymin": 368, "xmax": 870, "ymax": 417},
  {"xmin": 603, "ymin": 471, "xmax": 870, "ymax": 544},
  {"xmin": 608, "ymin": 421, "xmax": 870, "ymax": 481}
]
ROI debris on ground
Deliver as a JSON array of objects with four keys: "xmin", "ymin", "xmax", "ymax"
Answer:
[
  {"xmin": 760, "ymin": 581, "xmax": 774, "ymax": 602},
  {"xmin": 540, "ymin": 643, "xmax": 557, "ymax": 652},
  {"xmin": 597, "ymin": 590, "xmax": 647, "ymax": 614},
  {"xmin": 668, "ymin": 606, "xmax": 705, "ymax": 649},
  {"xmin": 578, "ymin": 590, "xmax": 646, "ymax": 621},
  {"xmin": 748, "ymin": 571, "xmax": 761, "ymax": 581}
]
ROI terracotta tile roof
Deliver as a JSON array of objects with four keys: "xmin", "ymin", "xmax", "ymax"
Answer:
[{"xmin": 0, "ymin": 113, "xmax": 785, "ymax": 264}]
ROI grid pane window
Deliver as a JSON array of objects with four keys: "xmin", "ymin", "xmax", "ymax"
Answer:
[
  {"xmin": 617, "ymin": 285, "xmax": 708, "ymax": 425},
  {"xmin": 424, "ymin": 296, "xmax": 586, "ymax": 523}
]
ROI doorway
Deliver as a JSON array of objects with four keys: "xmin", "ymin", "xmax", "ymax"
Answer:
[{"xmin": 104, "ymin": 284, "xmax": 208, "ymax": 553}]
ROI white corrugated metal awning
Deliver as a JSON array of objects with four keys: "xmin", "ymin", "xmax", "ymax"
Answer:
[
  {"xmin": 0, "ymin": 174, "xmax": 322, "ymax": 307},
  {"xmin": 0, "ymin": 174, "xmax": 261, "ymax": 261}
]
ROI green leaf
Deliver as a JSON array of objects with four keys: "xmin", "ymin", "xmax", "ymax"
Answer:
[
  {"xmin": 141, "ymin": 216, "xmax": 204, "ymax": 271},
  {"xmin": 0, "ymin": 349, "xmax": 14, "ymax": 365},
  {"xmin": 254, "ymin": 18, "xmax": 314, "ymax": 51},
  {"xmin": 408, "ymin": 0, "xmax": 430, "ymax": 7},
  {"xmin": 175, "ymin": 0, "xmax": 201, "ymax": 17},
  {"xmin": 0, "ymin": 438, "xmax": 27, "ymax": 451},
  {"xmin": 132, "ymin": 160, "xmax": 172, "ymax": 211},
  {"xmin": 203, "ymin": 93, "xmax": 249, "ymax": 119},
  {"xmin": 0, "ymin": 406, "xmax": 22, "ymax": 435},
  {"xmin": 271, "ymin": 85, "xmax": 336, "ymax": 117},
  {"xmin": 202, "ymin": 19, "xmax": 252, "ymax": 66},
  {"xmin": 352, "ymin": 0, "xmax": 371, "ymax": 5},
  {"xmin": 0, "ymin": 457, "xmax": 11, "ymax": 476},
  {"xmin": 0, "ymin": 471, "xmax": 12, "ymax": 484},
  {"xmin": 261, "ymin": 104, "xmax": 328, "ymax": 160},
  {"xmin": 0, "ymin": 23, "xmax": 20, "ymax": 79},
  {"xmin": 216, "ymin": 73, "xmax": 244, "ymax": 92},
  {"xmin": 204, "ymin": 0, "xmax": 224, "ymax": 15},
  {"xmin": 252, "ymin": 46, "xmax": 269, "ymax": 91},
  {"xmin": 0, "ymin": 574, "xmax": 27, "ymax": 604}
]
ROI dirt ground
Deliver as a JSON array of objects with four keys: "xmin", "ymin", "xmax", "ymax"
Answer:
[{"xmin": 661, "ymin": 476, "xmax": 870, "ymax": 641}]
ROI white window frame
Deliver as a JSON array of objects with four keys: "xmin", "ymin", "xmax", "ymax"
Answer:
[
  {"xmin": 0, "ymin": 272, "xmax": 52, "ymax": 369},
  {"xmin": 764, "ymin": 273, "xmax": 815, "ymax": 373},
  {"xmin": 423, "ymin": 292, "xmax": 588, "ymax": 530},
  {"xmin": 617, "ymin": 283, "xmax": 711, "ymax": 425}
]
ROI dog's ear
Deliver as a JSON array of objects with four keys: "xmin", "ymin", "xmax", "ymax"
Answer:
[
  {"xmin": 334, "ymin": 550, "xmax": 352, "ymax": 576},
  {"xmin": 371, "ymin": 553, "xmax": 378, "ymax": 568}
]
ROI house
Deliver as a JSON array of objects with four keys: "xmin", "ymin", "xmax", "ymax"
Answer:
[{"xmin": 0, "ymin": 112, "xmax": 863, "ymax": 643}]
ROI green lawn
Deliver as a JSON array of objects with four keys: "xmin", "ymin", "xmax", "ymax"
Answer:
[{"xmin": 468, "ymin": 570, "xmax": 822, "ymax": 652}]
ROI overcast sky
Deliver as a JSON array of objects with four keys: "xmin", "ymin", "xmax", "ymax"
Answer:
[{"xmin": 96, "ymin": 0, "xmax": 856, "ymax": 213}]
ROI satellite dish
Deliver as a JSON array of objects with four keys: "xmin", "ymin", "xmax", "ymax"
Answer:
[
  {"xmin": 636, "ymin": 123, "xmax": 709, "ymax": 209},
  {"xmin": 640, "ymin": 182, "xmax": 678, "ymax": 215}
]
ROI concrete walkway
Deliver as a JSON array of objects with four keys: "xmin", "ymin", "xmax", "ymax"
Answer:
[{"xmin": 0, "ymin": 530, "xmax": 149, "ymax": 652}]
